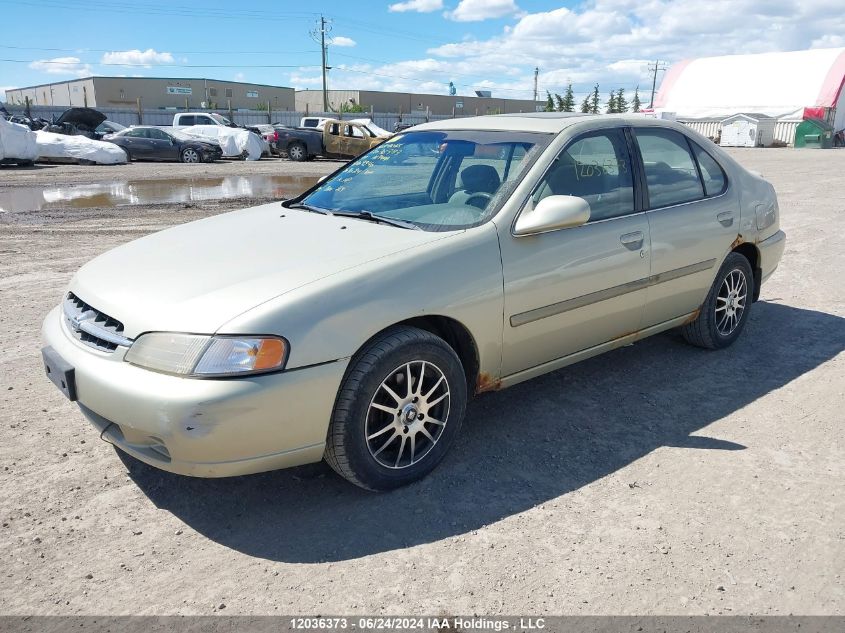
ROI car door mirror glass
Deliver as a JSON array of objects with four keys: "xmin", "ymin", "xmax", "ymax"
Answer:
[{"xmin": 513, "ymin": 195, "xmax": 590, "ymax": 236}]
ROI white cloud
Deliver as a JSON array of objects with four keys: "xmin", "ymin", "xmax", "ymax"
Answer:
[
  {"xmin": 446, "ymin": 0, "xmax": 519, "ymax": 22},
  {"xmin": 28, "ymin": 56, "xmax": 93, "ymax": 77},
  {"xmin": 330, "ymin": 36, "xmax": 357, "ymax": 47},
  {"xmin": 292, "ymin": 0, "xmax": 845, "ymax": 107},
  {"xmin": 100, "ymin": 49, "xmax": 175, "ymax": 67},
  {"xmin": 388, "ymin": 0, "xmax": 443, "ymax": 12},
  {"xmin": 234, "ymin": 72, "xmax": 246, "ymax": 81}
]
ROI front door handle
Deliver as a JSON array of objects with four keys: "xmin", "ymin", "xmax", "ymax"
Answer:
[
  {"xmin": 717, "ymin": 212, "xmax": 734, "ymax": 226},
  {"xmin": 620, "ymin": 231, "xmax": 644, "ymax": 249}
]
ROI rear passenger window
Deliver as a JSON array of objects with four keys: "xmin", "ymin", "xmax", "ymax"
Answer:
[
  {"xmin": 636, "ymin": 129, "xmax": 704, "ymax": 208},
  {"xmin": 690, "ymin": 141, "xmax": 727, "ymax": 196},
  {"xmin": 533, "ymin": 130, "xmax": 634, "ymax": 222}
]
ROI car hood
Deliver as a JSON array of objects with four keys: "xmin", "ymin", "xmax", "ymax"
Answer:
[
  {"xmin": 69, "ymin": 202, "xmax": 455, "ymax": 338},
  {"xmin": 54, "ymin": 107, "xmax": 107, "ymax": 129}
]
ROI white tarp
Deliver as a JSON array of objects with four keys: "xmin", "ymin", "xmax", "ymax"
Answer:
[
  {"xmin": 351, "ymin": 118, "xmax": 393, "ymax": 138},
  {"xmin": 34, "ymin": 130, "xmax": 128, "ymax": 164},
  {"xmin": 655, "ymin": 47, "xmax": 845, "ymax": 129},
  {"xmin": 0, "ymin": 116, "xmax": 38, "ymax": 162},
  {"xmin": 179, "ymin": 125, "xmax": 264, "ymax": 160}
]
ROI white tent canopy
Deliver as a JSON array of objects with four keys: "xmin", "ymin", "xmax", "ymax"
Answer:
[{"xmin": 654, "ymin": 47, "xmax": 845, "ymax": 129}]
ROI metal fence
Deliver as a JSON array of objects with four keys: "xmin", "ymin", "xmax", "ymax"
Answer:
[
  {"xmin": 679, "ymin": 118, "xmax": 799, "ymax": 146},
  {"xmin": 3, "ymin": 104, "xmax": 463, "ymax": 130}
]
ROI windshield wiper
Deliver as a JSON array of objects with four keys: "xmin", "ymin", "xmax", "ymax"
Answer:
[
  {"xmin": 331, "ymin": 210, "xmax": 420, "ymax": 230},
  {"xmin": 284, "ymin": 201, "xmax": 332, "ymax": 215}
]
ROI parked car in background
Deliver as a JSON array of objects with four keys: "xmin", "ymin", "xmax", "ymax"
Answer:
[
  {"xmin": 244, "ymin": 124, "xmax": 279, "ymax": 156},
  {"xmin": 103, "ymin": 126, "xmax": 223, "ymax": 163},
  {"xmin": 277, "ymin": 119, "xmax": 385, "ymax": 161},
  {"xmin": 95, "ymin": 120, "xmax": 126, "ymax": 138},
  {"xmin": 45, "ymin": 107, "xmax": 116, "ymax": 139},
  {"xmin": 394, "ymin": 122, "xmax": 415, "ymax": 133},
  {"xmin": 41, "ymin": 113, "xmax": 785, "ymax": 490},
  {"xmin": 299, "ymin": 116, "xmax": 392, "ymax": 139},
  {"xmin": 172, "ymin": 112, "xmax": 234, "ymax": 129}
]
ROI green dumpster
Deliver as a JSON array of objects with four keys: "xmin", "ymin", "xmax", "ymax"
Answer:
[{"xmin": 794, "ymin": 118, "xmax": 834, "ymax": 148}]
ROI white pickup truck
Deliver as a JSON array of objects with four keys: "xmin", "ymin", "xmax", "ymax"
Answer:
[{"xmin": 172, "ymin": 112, "xmax": 234, "ymax": 129}]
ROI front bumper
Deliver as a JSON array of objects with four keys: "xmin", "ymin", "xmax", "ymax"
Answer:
[{"xmin": 41, "ymin": 306, "xmax": 348, "ymax": 477}]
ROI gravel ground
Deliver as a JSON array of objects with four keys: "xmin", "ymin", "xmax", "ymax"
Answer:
[{"xmin": 0, "ymin": 150, "xmax": 842, "ymax": 616}]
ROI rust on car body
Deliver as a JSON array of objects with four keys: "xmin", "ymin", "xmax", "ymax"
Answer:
[{"xmin": 476, "ymin": 372, "xmax": 502, "ymax": 394}]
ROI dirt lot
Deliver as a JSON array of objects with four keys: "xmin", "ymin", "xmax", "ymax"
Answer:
[{"xmin": 0, "ymin": 150, "xmax": 842, "ymax": 616}]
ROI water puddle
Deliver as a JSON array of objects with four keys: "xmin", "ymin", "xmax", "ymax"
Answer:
[{"xmin": 0, "ymin": 174, "xmax": 319, "ymax": 213}]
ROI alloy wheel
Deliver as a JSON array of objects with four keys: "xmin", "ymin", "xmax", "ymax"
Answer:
[
  {"xmin": 182, "ymin": 148, "xmax": 199, "ymax": 163},
  {"xmin": 366, "ymin": 360, "xmax": 451, "ymax": 469},
  {"xmin": 715, "ymin": 268, "xmax": 747, "ymax": 336}
]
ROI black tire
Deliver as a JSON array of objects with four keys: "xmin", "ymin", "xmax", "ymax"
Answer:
[
  {"xmin": 181, "ymin": 147, "xmax": 202, "ymax": 164},
  {"xmin": 682, "ymin": 252, "xmax": 754, "ymax": 349},
  {"xmin": 287, "ymin": 142, "xmax": 307, "ymax": 162},
  {"xmin": 325, "ymin": 326, "xmax": 468, "ymax": 491}
]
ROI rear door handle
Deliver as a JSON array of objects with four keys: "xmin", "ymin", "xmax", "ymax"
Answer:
[
  {"xmin": 620, "ymin": 231, "xmax": 644, "ymax": 249},
  {"xmin": 717, "ymin": 212, "xmax": 734, "ymax": 226}
]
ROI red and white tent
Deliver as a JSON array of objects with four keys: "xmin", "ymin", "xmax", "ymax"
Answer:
[{"xmin": 655, "ymin": 47, "xmax": 845, "ymax": 130}]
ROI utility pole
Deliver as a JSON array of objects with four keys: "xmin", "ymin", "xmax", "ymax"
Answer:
[
  {"xmin": 310, "ymin": 15, "xmax": 333, "ymax": 112},
  {"xmin": 533, "ymin": 66, "xmax": 539, "ymax": 103},
  {"xmin": 648, "ymin": 60, "xmax": 668, "ymax": 108}
]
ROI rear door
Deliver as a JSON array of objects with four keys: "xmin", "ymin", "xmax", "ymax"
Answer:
[
  {"xmin": 499, "ymin": 127, "xmax": 651, "ymax": 376},
  {"xmin": 632, "ymin": 127, "xmax": 739, "ymax": 327},
  {"xmin": 126, "ymin": 128, "xmax": 154, "ymax": 158}
]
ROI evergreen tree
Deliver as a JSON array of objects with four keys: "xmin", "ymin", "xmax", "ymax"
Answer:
[
  {"xmin": 632, "ymin": 87, "xmax": 642, "ymax": 113},
  {"xmin": 616, "ymin": 88, "xmax": 628, "ymax": 113},
  {"xmin": 606, "ymin": 90, "xmax": 617, "ymax": 114},
  {"xmin": 561, "ymin": 83, "xmax": 575, "ymax": 112},
  {"xmin": 580, "ymin": 94, "xmax": 591, "ymax": 113},
  {"xmin": 589, "ymin": 84, "xmax": 600, "ymax": 114},
  {"xmin": 554, "ymin": 93, "xmax": 565, "ymax": 112},
  {"xmin": 544, "ymin": 90, "xmax": 555, "ymax": 112}
]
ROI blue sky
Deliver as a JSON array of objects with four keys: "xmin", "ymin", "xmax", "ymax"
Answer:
[{"xmin": 2, "ymin": 0, "xmax": 843, "ymax": 105}]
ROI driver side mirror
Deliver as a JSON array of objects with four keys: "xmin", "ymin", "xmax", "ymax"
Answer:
[{"xmin": 513, "ymin": 195, "xmax": 590, "ymax": 236}]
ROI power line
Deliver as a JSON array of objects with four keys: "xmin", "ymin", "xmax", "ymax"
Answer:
[
  {"xmin": 1, "ymin": 58, "xmax": 318, "ymax": 69},
  {"xmin": 0, "ymin": 44, "xmax": 320, "ymax": 55}
]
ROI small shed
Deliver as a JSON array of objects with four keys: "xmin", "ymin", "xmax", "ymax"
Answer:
[
  {"xmin": 719, "ymin": 113, "xmax": 776, "ymax": 147},
  {"xmin": 793, "ymin": 118, "xmax": 834, "ymax": 149}
]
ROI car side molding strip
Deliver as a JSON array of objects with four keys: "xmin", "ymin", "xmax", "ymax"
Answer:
[{"xmin": 510, "ymin": 258, "xmax": 717, "ymax": 328}]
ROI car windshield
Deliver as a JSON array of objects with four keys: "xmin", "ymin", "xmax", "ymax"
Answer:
[
  {"xmin": 302, "ymin": 130, "xmax": 550, "ymax": 231},
  {"xmin": 210, "ymin": 113, "xmax": 231, "ymax": 126}
]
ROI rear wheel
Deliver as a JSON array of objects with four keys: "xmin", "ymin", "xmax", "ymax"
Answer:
[
  {"xmin": 287, "ymin": 142, "xmax": 307, "ymax": 162},
  {"xmin": 181, "ymin": 148, "xmax": 201, "ymax": 163},
  {"xmin": 682, "ymin": 252, "xmax": 754, "ymax": 349},
  {"xmin": 325, "ymin": 326, "xmax": 467, "ymax": 491}
]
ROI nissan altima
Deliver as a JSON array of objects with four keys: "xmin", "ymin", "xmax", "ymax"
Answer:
[{"xmin": 41, "ymin": 113, "xmax": 786, "ymax": 490}]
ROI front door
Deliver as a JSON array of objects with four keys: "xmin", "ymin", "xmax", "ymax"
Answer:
[
  {"xmin": 341, "ymin": 123, "xmax": 372, "ymax": 157},
  {"xmin": 499, "ymin": 128, "xmax": 651, "ymax": 377}
]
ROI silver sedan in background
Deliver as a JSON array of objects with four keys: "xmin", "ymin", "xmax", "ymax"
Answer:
[{"xmin": 41, "ymin": 113, "xmax": 785, "ymax": 490}]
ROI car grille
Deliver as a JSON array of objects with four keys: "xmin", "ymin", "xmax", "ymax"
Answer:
[{"xmin": 63, "ymin": 293, "xmax": 132, "ymax": 352}]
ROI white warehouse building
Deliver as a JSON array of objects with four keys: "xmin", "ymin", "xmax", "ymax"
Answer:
[{"xmin": 653, "ymin": 47, "xmax": 845, "ymax": 145}]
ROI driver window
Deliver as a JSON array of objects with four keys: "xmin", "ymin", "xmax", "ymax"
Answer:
[
  {"xmin": 533, "ymin": 130, "xmax": 634, "ymax": 222},
  {"xmin": 328, "ymin": 123, "xmax": 340, "ymax": 136}
]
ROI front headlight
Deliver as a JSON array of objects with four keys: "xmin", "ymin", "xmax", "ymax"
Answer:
[{"xmin": 124, "ymin": 333, "xmax": 288, "ymax": 377}]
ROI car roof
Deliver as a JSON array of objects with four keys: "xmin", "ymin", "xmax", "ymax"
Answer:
[{"xmin": 410, "ymin": 112, "xmax": 687, "ymax": 134}]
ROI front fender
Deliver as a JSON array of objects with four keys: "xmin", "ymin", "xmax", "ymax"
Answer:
[{"xmin": 218, "ymin": 224, "xmax": 505, "ymax": 382}]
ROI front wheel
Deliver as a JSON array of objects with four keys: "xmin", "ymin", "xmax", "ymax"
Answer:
[
  {"xmin": 181, "ymin": 148, "xmax": 201, "ymax": 163},
  {"xmin": 324, "ymin": 326, "xmax": 467, "ymax": 491},
  {"xmin": 682, "ymin": 252, "xmax": 754, "ymax": 349}
]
